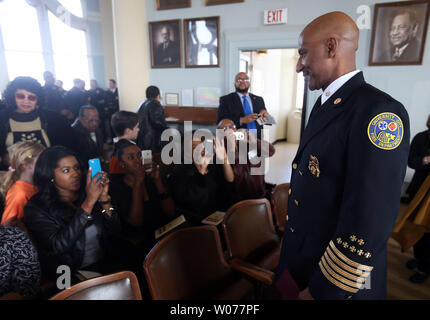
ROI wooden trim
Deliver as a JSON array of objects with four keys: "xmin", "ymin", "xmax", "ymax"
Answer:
[
  {"xmin": 164, "ymin": 106, "xmax": 218, "ymax": 124},
  {"xmin": 205, "ymin": 0, "xmax": 244, "ymax": 5},
  {"xmin": 50, "ymin": 271, "xmax": 142, "ymax": 300},
  {"xmin": 156, "ymin": 0, "xmax": 191, "ymax": 10}
]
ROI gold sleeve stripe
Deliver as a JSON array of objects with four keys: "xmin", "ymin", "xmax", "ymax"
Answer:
[
  {"xmin": 329, "ymin": 241, "xmax": 373, "ymax": 271},
  {"xmin": 321, "ymin": 255, "xmax": 364, "ymax": 289},
  {"xmin": 319, "ymin": 261, "xmax": 359, "ymax": 293},
  {"xmin": 326, "ymin": 247, "xmax": 371, "ymax": 278},
  {"xmin": 323, "ymin": 252, "xmax": 366, "ymax": 283}
]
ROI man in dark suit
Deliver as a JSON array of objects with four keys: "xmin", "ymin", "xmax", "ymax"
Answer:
[
  {"xmin": 378, "ymin": 10, "xmax": 421, "ymax": 62},
  {"xmin": 42, "ymin": 71, "xmax": 66, "ymax": 114},
  {"xmin": 217, "ymin": 72, "xmax": 270, "ymax": 139},
  {"xmin": 65, "ymin": 78, "xmax": 90, "ymax": 122},
  {"xmin": 154, "ymin": 26, "xmax": 179, "ymax": 66},
  {"xmin": 70, "ymin": 105, "xmax": 104, "ymax": 167},
  {"xmin": 276, "ymin": 11, "xmax": 410, "ymax": 300}
]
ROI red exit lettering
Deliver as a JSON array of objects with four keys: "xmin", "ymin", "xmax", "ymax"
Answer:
[{"xmin": 267, "ymin": 9, "xmax": 284, "ymax": 24}]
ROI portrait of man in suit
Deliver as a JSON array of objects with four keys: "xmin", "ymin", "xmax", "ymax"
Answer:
[
  {"xmin": 150, "ymin": 20, "xmax": 181, "ymax": 68},
  {"xmin": 369, "ymin": 1, "xmax": 429, "ymax": 66}
]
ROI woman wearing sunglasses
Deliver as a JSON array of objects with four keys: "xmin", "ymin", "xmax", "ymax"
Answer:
[{"xmin": 0, "ymin": 76, "xmax": 73, "ymax": 170}]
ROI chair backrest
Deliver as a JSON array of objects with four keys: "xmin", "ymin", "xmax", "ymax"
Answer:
[
  {"xmin": 272, "ymin": 183, "xmax": 290, "ymax": 230},
  {"xmin": 222, "ymin": 198, "xmax": 280, "ymax": 262},
  {"xmin": 144, "ymin": 225, "xmax": 232, "ymax": 300},
  {"xmin": 50, "ymin": 271, "xmax": 142, "ymax": 300}
]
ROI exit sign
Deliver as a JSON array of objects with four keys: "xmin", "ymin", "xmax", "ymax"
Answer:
[{"xmin": 264, "ymin": 8, "xmax": 287, "ymax": 25}]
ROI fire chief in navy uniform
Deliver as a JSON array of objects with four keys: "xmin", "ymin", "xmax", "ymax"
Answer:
[{"xmin": 276, "ymin": 12, "xmax": 410, "ymax": 300}]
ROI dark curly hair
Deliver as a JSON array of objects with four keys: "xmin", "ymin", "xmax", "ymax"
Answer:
[{"xmin": 3, "ymin": 76, "xmax": 44, "ymax": 110}]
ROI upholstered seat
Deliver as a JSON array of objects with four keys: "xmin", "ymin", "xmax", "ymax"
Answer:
[
  {"xmin": 143, "ymin": 225, "xmax": 254, "ymax": 300},
  {"xmin": 222, "ymin": 199, "xmax": 281, "ymax": 272}
]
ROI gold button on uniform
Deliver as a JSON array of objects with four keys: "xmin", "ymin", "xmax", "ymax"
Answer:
[
  {"xmin": 290, "ymin": 227, "xmax": 295, "ymax": 233},
  {"xmin": 288, "ymin": 188, "xmax": 292, "ymax": 195},
  {"xmin": 286, "ymin": 215, "xmax": 289, "ymax": 221},
  {"xmin": 294, "ymin": 200, "xmax": 299, "ymax": 206},
  {"xmin": 334, "ymin": 98, "xmax": 342, "ymax": 105},
  {"xmin": 292, "ymin": 163, "xmax": 297, "ymax": 169}
]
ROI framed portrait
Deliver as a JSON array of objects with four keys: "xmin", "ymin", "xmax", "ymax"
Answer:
[
  {"xmin": 156, "ymin": 0, "xmax": 191, "ymax": 10},
  {"xmin": 205, "ymin": 0, "xmax": 244, "ymax": 5},
  {"xmin": 184, "ymin": 16, "xmax": 220, "ymax": 68},
  {"xmin": 149, "ymin": 19, "xmax": 182, "ymax": 68},
  {"xmin": 369, "ymin": 0, "xmax": 430, "ymax": 66}
]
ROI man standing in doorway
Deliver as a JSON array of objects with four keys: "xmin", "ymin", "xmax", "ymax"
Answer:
[
  {"xmin": 217, "ymin": 72, "xmax": 271, "ymax": 139},
  {"xmin": 276, "ymin": 11, "xmax": 410, "ymax": 299}
]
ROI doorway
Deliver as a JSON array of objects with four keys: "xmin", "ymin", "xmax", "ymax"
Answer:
[{"xmin": 239, "ymin": 49, "xmax": 305, "ymax": 144}]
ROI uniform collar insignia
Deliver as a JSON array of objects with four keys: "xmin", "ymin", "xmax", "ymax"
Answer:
[{"xmin": 308, "ymin": 155, "xmax": 320, "ymax": 178}]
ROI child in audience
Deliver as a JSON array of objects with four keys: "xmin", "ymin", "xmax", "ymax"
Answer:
[
  {"xmin": 109, "ymin": 111, "xmax": 140, "ymax": 174},
  {"xmin": 109, "ymin": 139, "xmax": 175, "ymax": 245},
  {"xmin": 0, "ymin": 141, "xmax": 45, "ymax": 228}
]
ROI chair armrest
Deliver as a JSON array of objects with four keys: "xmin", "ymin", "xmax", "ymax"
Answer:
[
  {"xmin": 229, "ymin": 258, "xmax": 274, "ymax": 285},
  {"xmin": 0, "ymin": 292, "xmax": 23, "ymax": 300}
]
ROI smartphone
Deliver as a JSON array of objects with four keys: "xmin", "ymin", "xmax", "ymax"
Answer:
[
  {"xmin": 88, "ymin": 158, "xmax": 102, "ymax": 180},
  {"xmin": 142, "ymin": 150, "xmax": 152, "ymax": 164}
]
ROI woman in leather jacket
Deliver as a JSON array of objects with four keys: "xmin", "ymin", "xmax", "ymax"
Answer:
[{"xmin": 23, "ymin": 146, "xmax": 122, "ymax": 282}]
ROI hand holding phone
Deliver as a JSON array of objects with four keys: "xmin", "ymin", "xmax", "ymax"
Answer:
[{"xmin": 88, "ymin": 158, "xmax": 102, "ymax": 181}]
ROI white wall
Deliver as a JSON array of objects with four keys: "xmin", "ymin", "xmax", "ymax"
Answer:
[{"xmin": 142, "ymin": 0, "xmax": 430, "ymax": 183}]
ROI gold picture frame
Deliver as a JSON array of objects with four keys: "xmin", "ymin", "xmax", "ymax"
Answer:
[
  {"xmin": 184, "ymin": 16, "xmax": 220, "ymax": 68},
  {"xmin": 205, "ymin": 0, "xmax": 244, "ymax": 6},
  {"xmin": 369, "ymin": 0, "xmax": 430, "ymax": 66},
  {"xmin": 156, "ymin": 0, "xmax": 191, "ymax": 10},
  {"xmin": 149, "ymin": 19, "xmax": 182, "ymax": 68}
]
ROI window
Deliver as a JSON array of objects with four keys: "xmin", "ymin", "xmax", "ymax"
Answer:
[
  {"xmin": 48, "ymin": 10, "xmax": 89, "ymax": 90},
  {"xmin": 0, "ymin": 0, "xmax": 45, "ymax": 83},
  {"xmin": 295, "ymin": 71, "xmax": 305, "ymax": 110},
  {"xmin": 57, "ymin": 0, "xmax": 84, "ymax": 18},
  {"xmin": 0, "ymin": 0, "xmax": 90, "ymax": 90}
]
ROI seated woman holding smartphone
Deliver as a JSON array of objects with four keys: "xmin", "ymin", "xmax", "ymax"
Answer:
[
  {"xmin": 168, "ymin": 134, "xmax": 235, "ymax": 223},
  {"xmin": 109, "ymin": 139, "xmax": 176, "ymax": 254},
  {"xmin": 23, "ymin": 146, "xmax": 122, "ymax": 283}
]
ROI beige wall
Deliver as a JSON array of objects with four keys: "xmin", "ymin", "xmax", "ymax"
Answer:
[
  {"xmin": 111, "ymin": 0, "xmax": 150, "ymax": 111},
  {"xmin": 99, "ymin": 0, "xmax": 117, "ymax": 84}
]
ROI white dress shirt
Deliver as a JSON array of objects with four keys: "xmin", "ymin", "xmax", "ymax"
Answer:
[{"xmin": 321, "ymin": 70, "xmax": 361, "ymax": 105}]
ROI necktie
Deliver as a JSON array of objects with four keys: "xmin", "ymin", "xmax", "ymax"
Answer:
[
  {"xmin": 242, "ymin": 95, "xmax": 257, "ymax": 132},
  {"xmin": 393, "ymin": 47, "xmax": 400, "ymax": 60}
]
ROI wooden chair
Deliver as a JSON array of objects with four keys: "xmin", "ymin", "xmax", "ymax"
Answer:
[
  {"xmin": 50, "ymin": 271, "xmax": 142, "ymax": 300},
  {"xmin": 222, "ymin": 199, "xmax": 281, "ymax": 285},
  {"xmin": 143, "ymin": 225, "xmax": 256, "ymax": 299},
  {"xmin": 272, "ymin": 183, "xmax": 290, "ymax": 235}
]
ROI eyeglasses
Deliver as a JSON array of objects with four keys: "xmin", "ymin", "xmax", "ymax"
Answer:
[
  {"xmin": 221, "ymin": 125, "xmax": 236, "ymax": 130},
  {"xmin": 236, "ymin": 79, "xmax": 250, "ymax": 83},
  {"xmin": 15, "ymin": 93, "xmax": 37, "ymax": 101}
]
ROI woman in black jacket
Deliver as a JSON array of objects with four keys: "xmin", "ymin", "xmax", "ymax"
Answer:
[
  {"xmin": 23, "ymin": 146, "xmax": 122, "ymax": 283},
  {"xmin": 0, "ymin": 76, "xmax": 73, "ymax": 170}
]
